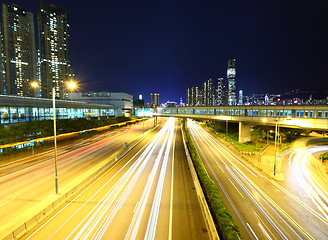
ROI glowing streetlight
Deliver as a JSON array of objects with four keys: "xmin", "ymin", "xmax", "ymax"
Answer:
[
  {"xmin": 31, "ymin": 81, "xmax": 77, "ymax": 194},
  {"xmin": 67, "ymin": 81, "xmax": 76, "ymax": 90},
  {"xmin": 30, "ymin": 82, "xmax": 39, "ymax": 97},
  {"xmin": 274, "ymin": 119, "xmax": 278, "ymax": 175}
]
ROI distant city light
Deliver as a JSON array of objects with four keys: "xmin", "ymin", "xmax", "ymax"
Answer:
[{"xmin": 139, "ymin": 94, "xmax": 143, "ymax": 100}]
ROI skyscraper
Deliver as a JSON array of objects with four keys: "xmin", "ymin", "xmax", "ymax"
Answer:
[
  {"xmin": 202, "ymin": 78, "xmax": 213, "ymax": 106},
  {"xmin": 150, "ymin": 93, "xmax": 160, "ymax": 107},
  {"xmin": 238, "ymin": 89, "xmax": 243, "ymax": 105},
  {"xmin": 214, "ymin": 77, "xmax": 224, "ymax": 106},
  {"xmin": 227, "ymin": 58, "xmax": 236, "ymax": 106},
  {"xmin": 1, "ymin": 4, "xmax": 36, "ymax": 96},
  {"xmin": 38, "ymin": 1, "xmax": 73, "ymax": 99},
  {"xmin": 186, "ymin": 87, "xmax": 192, "ymax": 106}
]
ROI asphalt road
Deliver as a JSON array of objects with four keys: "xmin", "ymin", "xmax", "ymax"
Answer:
[
  {"xmin": 187, "ymin": 119, "xmax": 328, "ymax": 240},
  {"xmin": 0, "ymin": 119, "xmax": 156, "ymax": 238},
  {"xmin": 21, "ymin": 118, "xmax": 209, "ymax": 240}
]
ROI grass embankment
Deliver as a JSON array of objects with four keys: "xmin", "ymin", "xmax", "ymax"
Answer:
[
  {"xmin": 201, "ymin": 121, "xmax": 291, "ymax": 155},
  {"xmin": 181, "ymin": 119, "xmax": 240, "ymax": 240},
  {"xmin": 319, "ymin": 152, "xmax": 328, "ymax": 161}
]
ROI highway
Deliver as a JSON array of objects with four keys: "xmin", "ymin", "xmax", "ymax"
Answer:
[
  {"xmin": 187, "ymin": 119, "xmax": 328, "ymax": 240},
  {"xmin": 0, "ymin": 119, "xmax": 157, "ymax": 238},
  {"xmin": 21, "ymin": 117, "xmax": 209, "ymax": 240}
]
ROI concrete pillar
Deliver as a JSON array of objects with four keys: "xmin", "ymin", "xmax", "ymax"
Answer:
[
  {"xmin": 239, "ymin": 122, "xmax": 251, "ymax": 143},
  {"xmin": 214, "ymin": 121, "xmax": 225, "ymax": 131}
]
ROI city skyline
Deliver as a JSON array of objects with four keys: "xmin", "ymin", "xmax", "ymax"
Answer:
[{"xmin": 1, "ymin": 0, "xmax": 328, "ymax": 103}]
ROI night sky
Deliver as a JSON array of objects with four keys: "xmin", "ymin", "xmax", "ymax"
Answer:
[{"xmin": 5, "ymin": 0, "xmax": 328, "ymax": 103}]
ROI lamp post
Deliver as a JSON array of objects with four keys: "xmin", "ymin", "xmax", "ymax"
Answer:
[
  {"xmin": 32, "ymin": 81, "xmax": 77, "ymax": 194},
  {"xmin": 52, "ymin": 87, "xmax": 59, "ymax": 194},
  {"xmin": 274, "ymin": 119, "xmax": 278, "ymax": 175}
]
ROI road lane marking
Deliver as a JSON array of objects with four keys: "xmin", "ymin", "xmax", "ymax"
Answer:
[
  {"xmin": 247, "ymin": 222, "xmax": 259, "ymax": 240},
  {"xmin": 0, "ymin": 198, "xmax": 15, "ymax": 207},
  {"xmin": 168, "ymin": 123, "xmax": 175, "ymax": 240},
  {"xmin": 258, "ymin": 223, "xmax": 272, "ymax": 240},
  {"xmin": 133, "ymin": 201, "xmax": 139, "ymax": 213}
]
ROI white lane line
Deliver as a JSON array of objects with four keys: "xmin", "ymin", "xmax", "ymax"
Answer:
[
  {"xmin": 168, "ymin": 120, "xmax": 176, "ymax": 240},
  {"xmin": 247, "ymin": 222, "xmax": 259, "ymax": 240},
  {"xmin": 258, "ymin": 223, "xmax": 273, "ymax": 240},
  {"xmin": 0, "ymin": 198, "xmax": 15, "ymax": 207},
  {"xmin": 227, "ymin": 177, "xmax": 244, "ymax": 199},
  {"xmin": 133, "ymin": 201, "xmax": 139, "ymax": 213}
]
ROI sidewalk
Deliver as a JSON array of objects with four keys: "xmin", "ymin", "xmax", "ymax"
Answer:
[
  {"xmin": 255, "ymin": 145, "xmax": 284, "ymax": 181},
  {"xmin": 207, "ymin": 129, "xmax": 284, "ymax": 181}
]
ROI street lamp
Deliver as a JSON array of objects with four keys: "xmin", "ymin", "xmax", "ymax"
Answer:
[
  {"xmin": 274, "ymin": 119, "xmax": 278, "ymax": 175},
  {"xmin": 31, "ymin": 82, "xmax": 39, "ymax": 97},
  {"xmin": 32, "ymin": 82, "xmax": 77, "ymax": 194}
]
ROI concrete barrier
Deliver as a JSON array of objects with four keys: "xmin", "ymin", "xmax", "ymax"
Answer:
[
  {"xmin": 44, "ymin": 205, "xmax": 53, "ymax": 216},
  {"xmin": 34, "ymin": 210, "xmax": 46, "ymax": 224},
  {"xmin": 25, "ymin": 217, "xmax": 37, "ymax": 232},
  {"xmin": 12, "ymin": 224, "xmax": 26, "ymax": 240}
]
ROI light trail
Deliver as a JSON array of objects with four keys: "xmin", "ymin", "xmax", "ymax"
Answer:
[
  {"xmin": 289, "ymin": 146, "xmax": 328, "ymax": 219},
  {"xmin": 187, "ymin": 119, "xmax": 314, "ymax": 239},
  {"xmin": 39, "ymin": 117, "xmax": 175, "ymax": 239}
]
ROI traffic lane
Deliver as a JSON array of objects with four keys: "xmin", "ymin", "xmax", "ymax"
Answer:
[
  {"xmin": 0, "ymin": 120, "xmax": 153, "ymax": 200},
  {"xmin": 0, "ymin": 119, "xmax": 158, "ymax": 237},
  {"xmin": 190, "ymin": 126, "xmax": 270, "ymax": 239},
  {"xmin": 171, "ymin": 120, "xmax": 209, "ymax": 239},
  {"xmin": 0, "ymin": 118, "xmax": 156, "ymax": 177},
  {"xmin": 188, "ymin": 121, "xmax": 313, "ymax": 240},
  {"xmin": 192, "ymin": 121, "xmax": 328, "ymax": 239},
  {"xmin": 21, "ymin": 120, "xmax": 166, "ymax": 240},
  {"xmin": 22, "ymin": 118, "xmax": 209, "ymax": 240}
]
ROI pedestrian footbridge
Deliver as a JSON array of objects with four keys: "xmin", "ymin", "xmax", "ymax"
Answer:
[{"xmin": 156, "ymin": 105, "xmax": 328, "ymax": 142}]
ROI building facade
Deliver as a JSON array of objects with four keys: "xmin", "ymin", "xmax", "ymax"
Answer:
[
  {"xmin": 0, "ymin": 94, "xmax": 114, "ymax": 125},
  {"xmin": 1, "ymin": 4, "xmax": 37, "ymax": 97},
  {"xmin": 214, "ymin": 77, "xmax": 225, "ymax": 106},
  {"xmin": 227, "ymin": 58, "xmax": 236, "ymax": 106},
  {"xmin": 68, "ymin": 92, "xmax": 133, "ymax": 116},
  {"xmin": 38, "ymin": 1, "xmax": 73, "ymax": 99},
  {"xmin": 202, "ymin": 78, "xmax": 213, "ymax": 106},
  {"xmin": 150, "ymin": 93, "xmax": 160, "ymax": 107}
]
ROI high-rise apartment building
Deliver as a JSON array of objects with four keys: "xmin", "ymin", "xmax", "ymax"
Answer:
[
  {"xmin": 186, "ymin": 87, "xmax": 192, "ymax": 106},
  {"xmin": 227, "ymin": 58, "xmax": 236, "ymax": 106},
  {"xmin": 1, "ymin": 4, "xmax": 36, "ymax": 96},
  {"xmin": 193, "ymin": 86, "xmax": 200, "ymax": 106},
  {"xmin": 150, "ymin": 93, "xmax": 160, "ymax": 107},
  {"xmin": 202, "ymin": 78, "xmax": 213, "ymax": 106},
  {"xmin": 214, "ymin": 77, "xmax": 225, "ymax": 106},
  {"xmin": 186, "ymin": 85, "xmax": 200, "ymax": 106},
  {"xmin": 38, "ymin": 1, "xmax": 73, "ymax": 99}
]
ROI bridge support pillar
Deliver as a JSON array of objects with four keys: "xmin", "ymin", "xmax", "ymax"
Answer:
[
  {"xmin": 154, "ymin": 116, "xmax": 157, "ymax": 126},
  {"xmin": 214, "ymin": 121, "xmax": 225, "ymax": 131},
  {"xmin": 239, "ymin": 122, "xmax": 251, "ymax": 143}
]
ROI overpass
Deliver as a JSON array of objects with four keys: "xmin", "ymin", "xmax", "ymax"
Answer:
[{"xmin": 157, "ymin": 105, "xmax": 328, "ymax": 142}]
